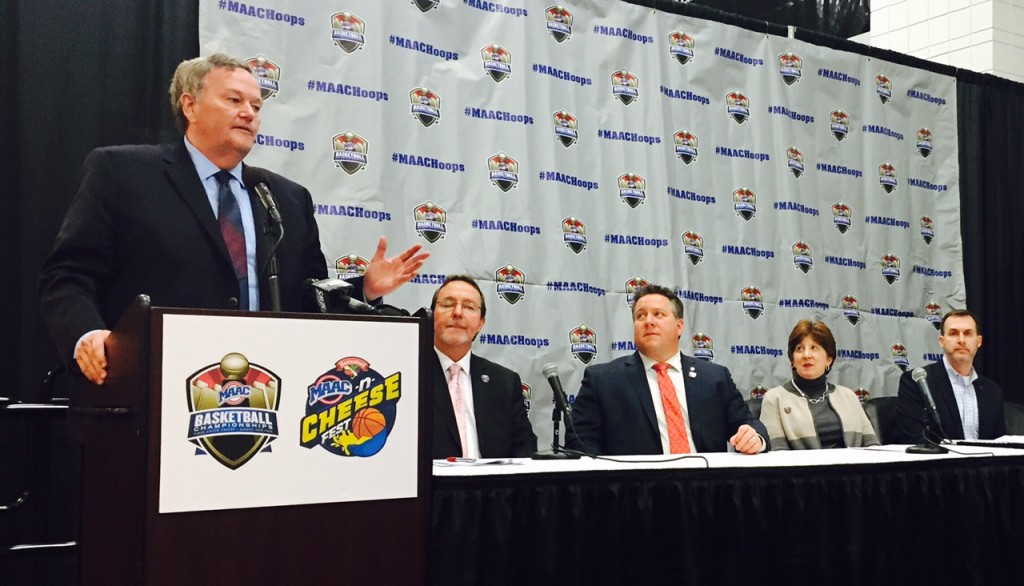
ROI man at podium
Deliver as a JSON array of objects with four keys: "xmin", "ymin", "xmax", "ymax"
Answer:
[{"xmin": 39, "ymin": 53, "xmax": 428, "ymax": 385}]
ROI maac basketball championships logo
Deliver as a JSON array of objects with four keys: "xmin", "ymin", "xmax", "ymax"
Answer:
[
  {"xmin": 832, "ymin": 202, "xmax": 852, "ymax": 234},
  {"xmin": 618, "ymin": 172, "xmax": 646, "ymax": 208},
  {"xmin": 726, "ymin": 90, "xmax": 750, "ymax": 124},
  {"xmin": 741, "ymin": 284, "xmax": 765, "ymax": 320},
  {"xmin": 569, "ymin": 324, "xmax": 598, "ymax": 364},
  {"xmin": 692, "ymin": 332, "xmax": 715, "ymax": 361},
  {"xmin": 413, "ymin": 201, "xmax": 447, "ymax": 243},
  {"xmin": 481, "ymin": 44, "xmax": 512, "ymax": 82},
  {"xmin": 682, "ymin": 231, "xmax": 704, "ymax": 265},
  {"xmin": 916, "ymin": 127, "xmax": 933, "ymax": 157},
  {"xmin": 336, "ymin": 253, "xmax": 369, "ymax": 280},
  {"xmin": 299, "ymin": 357, "xmax": 402, "ymax": 457},
  {"xmin": 830, "ymin": 109, "xmax": 850, "ymax": 141},
  {"xmin": 247, "ymin": 55, "xmax": 281, "ymax": 100},
  {"xmin": 674, "ymin": 130, "xmax": 699, "ymax": 164},
  {"xmin": 733, "ymin": 186, "xmax": 756, "ymax": 221},
  {"xmin": 920, "ymin": 215, "xmax": 935, "ymax": 245},
  {"xmin": 878, "ymin": 162, "xmax": 898, "ymax": 193},
  {"xmin": 495, "ymin": 264, "xmax": 526, "ymax": 304},
  {"xmin": 854, "ymin": 387, "xmax": 871, "ymax": 402},
  {"xmin": 926, "ymin": 302, "xmax": 943, "ymax": 330},
  {"xmin": 625, "ymin": 275, "xmax": 651, "ymax": 307},
  {"xmin": 333, "ymin": 132, "xmax": 368, "ymax": 174},
  {"xmin": 553, "ymin": 111, "xmax": 579, "ymax": 147},
  {"xmin": 875, "ymin": 73, "xmax": 892, "ymax": 104},
  {"xmin": 331, "ymin": 12, "xmax": 365, "ymax": 53},
  {"xmin": 488, "ymin": 152, "xmax": 519, "ymax": 192},
  {"xmin": 841, "ymin": 294, "xmax": 861, "ymax": 325},
  {"xmin": 412, "ymin": 0, "xmax": 439, "ymax": 12},
  {"xmin": 881, "ymin": 252, "xmax": 901, "ymax": 284},
  {"xmin": 668, "ymin": 31, "xmax": 695, "ymax": 65},
  {"xmin": 611, "ymin": 70, "xmax": 639, "ymax": 105},
  {"xmin": 186, "ymin": 353, "xmax": 281, "ymax": 470},
  {"xmin": 792, "ymin": 240, "xmax": 813, "ymax": 273},
  {"xmin": 778, "ymin": 51, "xmax": 803, "ymax": 85},
  {"xmin": 521, "ymin": 382, "xmax": 533, "ymax": 414},
  {"xmin": 409, "ymin": 86, "xmax": 441, "ymax": 127},
  {"xmin": 786, "ymin": 146, "xmax": 804, "ymax": 178},
  {"xmin": 891, "ymin": 342, "xmax": 910, "ymax": 372},
  {"xmin": 749, "ymin": 385, "xmax": 768, "ymax": 400},
  {"xmin": 562, "ymin": 216, "xmax": 587, "ymax": 254},
  {"xmin": 545, "ymin": 5, "xmax": 573, "ymax": 42}
]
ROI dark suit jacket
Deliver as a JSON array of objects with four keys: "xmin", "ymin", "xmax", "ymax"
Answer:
[
  {"xmin": 431, "ymin": 353, "xmax": 537, "ymax": 459},
  {"xmin": 39, "ymin": 142, "xmax": 334, "ymax": 364},
  {"xmin": 566, "ymin": 352, "xmax": 768, "ymax": 455},
  {"xmin": 896, "ymin": 360, "xmax": 1005, "ymax": 443}
]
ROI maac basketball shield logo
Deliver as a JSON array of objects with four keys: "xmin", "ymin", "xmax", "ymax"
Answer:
[
  {"xmin": 186, "ymin": 353, "xmax": 281, "ymax": 470},
  {"xmin": 668, "ymin": 31, "xmax": 695, "ymax": 65},
  {"xmin": 569, "ymin": 324, "xmax": 598, "ymax": 364},
  {"xmin": 830, "ymin": 109, "xmax": 850, "ymax": 141},
  {"xmin": 733, "ymin": 187, "xmax": 756, "ymax": 221},
  {"xmin": 335, "ymin": 253, "xmax": 369, "ymax": 280},
  {"xmin": 674, "ymin": 130, "xmax": 699, "ymax": 164},
  {"xmin": 786, "ymin": 146, "xmax": 804, "ymax": 178},
  {"xmin": 333, "ymin": 132, "xmax": 368, "ymax": 174},
  {"xmin": 916, "ymin": 127, "xmax": 933, "ymax": 157},
  {"xmin": 749, "ymin": 385, "xmax": 768, "ymax": 400},
  {"xmin": 875, "ymin": 73, "xmax": 892, "ymax": 104},
  {"xmin": 611, "ymin": 70, "xmax": 639, "ymax": 105},
  {"xmin": 682, "ymin": 231, "xmax": 704, "ymax": 265},
  {"xmin": 792, "ymin": 240, "xmax": 813, "ymax": 273},
  {"xmin": 488, "ymin": 152, "xmax": 519, "ymax": 192},
  {"xmin": 545, "ymin": 5, "xmax": 573, "ymax": 42},
  {"xmin": 891, "ymin": 342, "xmax": 910, "ymax": 372},
  {"xmin": 841, "ymin": 294, "xmax": 861, "ymax": 325},
  {"xmin": 299, "ymin": 357, "xmax": 402, "ymax": 457},
  {"xmin": 926, "ymin": 302, "xmax": 943, "ymax": 330},
  {"xmin": 413, "ymin": 201, "xmax": 447, "ymax": 243},
  {"xmin": 410, "ymin": 86, "xmax": 441, "ymax": 127},
  {"xmin": 495, "ymin": 264, "xmax": 526, "ymax": 304},
  {"xmin": 562, "ymin": 216, "xmax": 587, "ymax": 254},
  {"xmin": 618, "ymin": 173, "xmax": 646, "ymax": 208},
  {"xmin": 692, "ymin": 331, "xmax": 715, "ymax": 361},
  {"xmin": 830, "ymin": 202, "xmax": 852, "ymax": 234},
  {"xmin": 778, "ymin": 51, "xmax": 803, "ymax": 85},
  {"xmin": 854, "ymin": 387, "xmax": 871, "ymax": 402},
  {"xmin": 726, "ymin": 90, "xmax": 750, "ymax": 124},
  {"xmin": 247, "ymin": 55, "xmax": 281, "ymax": 100},
  {"xmin": 881, "ymin": 252, "xmax": 901, "ymax": 284},
  {"xmin": 481, "ymin": 44, "xmax": 512, "ymax": 82},
  {"xmin": 920, "ymin": 215, "xmax": 935, "ymax": 245},
  {"xmin": 741, "ymin": 284, "xmax": 765, "ymax": 320},
  {"xmin": 625, "ymin": 275, "xmax": 651, "ymax": 307},
  {"xmin": 412, "ymin": 0, "xmax": 439, "ymax": 12},
  {"xmin": 553, "ymin": 111, "xmax": 579, "ymax": 147},
  {"xmin": 331, "ymin": 12, "xmax": 365, "ymax": 54},
  {"xmin": 879, "ymin": 162, "xmax": 897, "ymax": 194},
  {"xmin": 521, "ymin": 382, "xmax": 533, "ymax": 414}
]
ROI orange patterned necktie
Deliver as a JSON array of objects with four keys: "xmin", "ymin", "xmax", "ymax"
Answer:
[{"xmin": 653, "ymin": 362, "xmax": 691, "ymax": 454}]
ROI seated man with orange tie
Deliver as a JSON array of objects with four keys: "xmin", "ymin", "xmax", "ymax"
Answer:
[
  {"xmin": 430, "ymin": 275, "xmax": 537, "ymax": 459},
  {"xmin": 567, "ymin": 284, "xmax": 767, "ymax": 455}
]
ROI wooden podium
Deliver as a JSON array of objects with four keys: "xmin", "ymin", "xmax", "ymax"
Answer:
[{"xmin": 71, "ymin": 296, "xmax": 430, "ymax": 585}]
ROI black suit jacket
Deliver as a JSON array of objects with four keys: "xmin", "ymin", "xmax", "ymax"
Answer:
[
  {"xmin": 431, "ymin": 353, "xmax": 537, "ymax": 459},
  {"xmin": 39, "ymin": 142, "xmax": 335, "ymax": 363},
  {"xmin": 896, "ymin": 360, "xmax": 1005, "ymax": 443},
  {"xmin": 567, "ymin": 352, "xmax": 768, "ymax": 455}
]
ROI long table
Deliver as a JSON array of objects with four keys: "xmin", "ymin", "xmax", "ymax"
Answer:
[{"xmin": 430, "ymin": 446, "xmax": 1024, "ymax": 585}]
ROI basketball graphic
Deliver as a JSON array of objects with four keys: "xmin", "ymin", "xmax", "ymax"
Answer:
[{"xmin": 352, "ymin": 407, "xmax": 387, "ymax": 439}]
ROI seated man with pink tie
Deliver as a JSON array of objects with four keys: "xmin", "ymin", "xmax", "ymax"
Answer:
[{"xmin": 567, "ymin": 284, "xmax": 767, "ymax": 456}]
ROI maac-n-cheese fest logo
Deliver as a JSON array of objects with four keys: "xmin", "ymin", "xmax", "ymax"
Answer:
[
  {"xmin": 300, "ymin": 357, "xmax": 402, "ymax": 457},
  {"xmin": 186, "ymin": 353, "xmax": 281, "ymax": 470}
]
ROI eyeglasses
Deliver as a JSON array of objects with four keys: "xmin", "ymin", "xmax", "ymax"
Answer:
[{"xmin": 435, "ymin": 299, "xmax": 481, "ymax": 315}]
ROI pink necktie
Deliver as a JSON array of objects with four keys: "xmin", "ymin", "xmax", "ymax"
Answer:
[
  {"xmin": 653, "ymin": 362, "xmax": 691, "ymax": 454},
  {"xmin": 448, "ymin": 363, "xmax": 469, "ymax": 457}
]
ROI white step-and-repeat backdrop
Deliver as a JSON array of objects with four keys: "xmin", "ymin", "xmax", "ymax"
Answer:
[{"xmin": 201, "ymin": 0, "xmax": 962, "ymax": 447}]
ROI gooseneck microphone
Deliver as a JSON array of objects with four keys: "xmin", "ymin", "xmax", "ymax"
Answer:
[
  {"xmin": 906, "ymin": 367, "xmax": 949, "ymax": 454},
  {"xmin": 243, "ymin": 167, "xmax": 283, "ymax": 312}
]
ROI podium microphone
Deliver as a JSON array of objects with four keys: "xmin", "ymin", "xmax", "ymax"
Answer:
[
  {"xmin": 532, "ymin": 363, "xmax": 580, "ymax": 460},
  {"xmin": 244, "ymin": 167, "xmax": 283, "ymax": 312},
  {"xmin": 906, "ymin": 367, "xmax": 949, "ymax": 454}
]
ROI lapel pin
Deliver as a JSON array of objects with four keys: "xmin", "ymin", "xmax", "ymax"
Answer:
[
  {"xmin": 688, "ymin": 367, "xmax": 696, "ymax": 378},
  {"xmin": 480, "ymin": 374, "xmax": 490, "ymax": 383}
]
